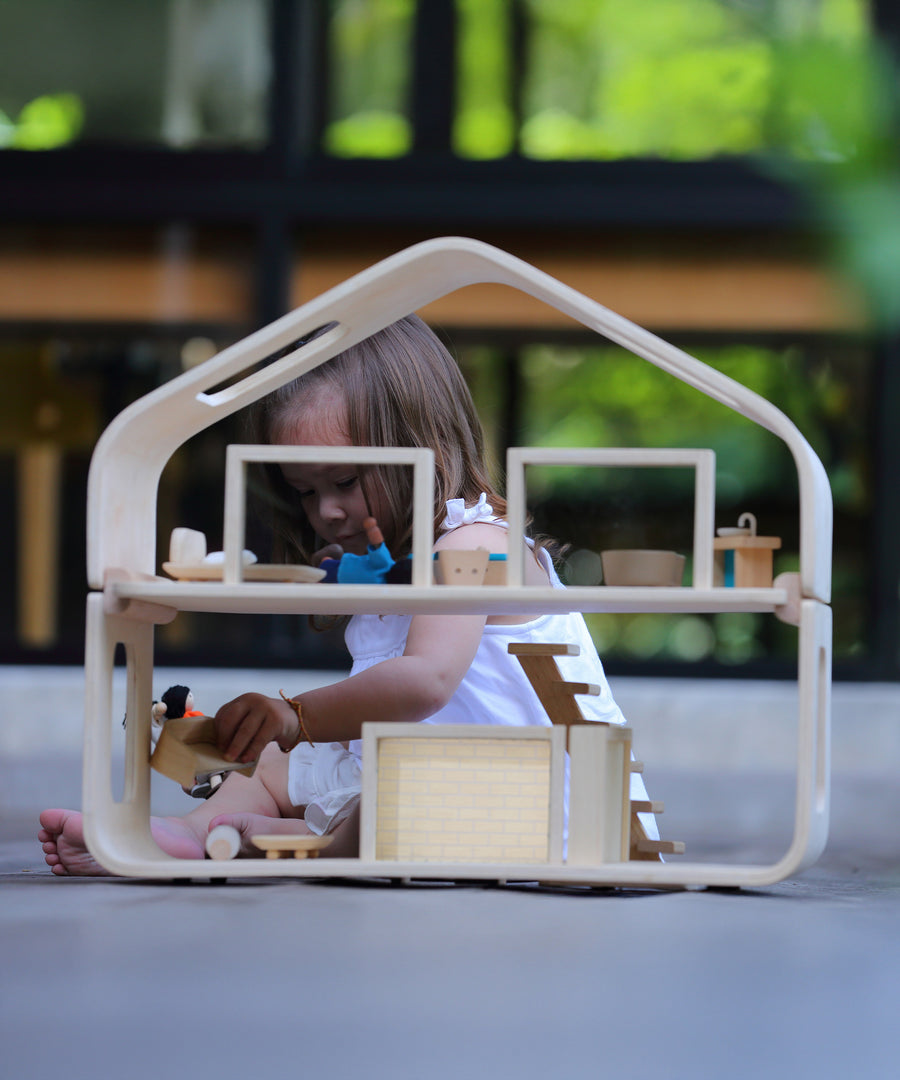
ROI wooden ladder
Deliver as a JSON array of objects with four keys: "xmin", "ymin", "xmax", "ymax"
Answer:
[{"xmin": 508, "ymin": 642, "xmax": 684, "ymax": 861}]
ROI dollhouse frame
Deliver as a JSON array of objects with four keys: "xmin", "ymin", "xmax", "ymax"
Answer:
[{"xmin": 82, "ymin": 236, "xmax": 832, "ymax": 886}]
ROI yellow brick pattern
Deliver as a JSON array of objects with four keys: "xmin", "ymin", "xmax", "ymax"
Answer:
[{"xmin": 374, "ymin": 737, "xmax": 552, "ymax": 863}]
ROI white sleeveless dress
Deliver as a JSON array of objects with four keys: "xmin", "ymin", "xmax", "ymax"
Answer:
[{"xmin": 288, "ymin": 494, "xmax": 656, "ymax": 840}]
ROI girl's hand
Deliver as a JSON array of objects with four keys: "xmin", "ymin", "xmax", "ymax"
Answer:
[
  {"xmin": 214, "ymin": 693, "xmax": 298, "ymax": 764},
  {"xmin": 312, "ymin": 543, "xmax": 343, "ymax": 566}
]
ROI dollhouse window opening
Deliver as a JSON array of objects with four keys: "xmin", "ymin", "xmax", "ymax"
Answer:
[
  {"xmin": 221, "ymin": 443, "xmax": 436, "ymax": 585},
  {"xmin": 504, "ymin": 447, "xmax": 716, "ymax": 590}
]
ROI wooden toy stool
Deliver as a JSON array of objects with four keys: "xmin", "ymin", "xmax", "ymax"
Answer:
[{"xmin": 251, "ymin": 835, "xmax": 333, "ymax": 859}]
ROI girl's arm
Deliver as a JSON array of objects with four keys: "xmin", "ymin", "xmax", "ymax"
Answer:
[{"xmin": 214, "ymin": 521, "xmax": 510, "ymax": 764}]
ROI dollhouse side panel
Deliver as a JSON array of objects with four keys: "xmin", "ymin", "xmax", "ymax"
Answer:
[{"xmin": 360, "ymin": 724, "xmax": 565, "ymax": 864}]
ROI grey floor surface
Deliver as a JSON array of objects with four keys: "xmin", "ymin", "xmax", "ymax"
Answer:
[
  {"xmin": 3, "ymin": 778, "xmax": 899, "ymax": 1079},
  {"xmin": 2, "ymin": 671, "xmax": 899, "ymax": 1078}
]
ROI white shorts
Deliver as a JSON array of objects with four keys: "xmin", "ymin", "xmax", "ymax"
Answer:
[{"xmin": 287, "ymin": 741, "xmax": 362, "ymax": 836}]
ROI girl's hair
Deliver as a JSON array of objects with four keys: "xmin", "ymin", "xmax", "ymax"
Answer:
[{"xmin": 249, "ymin": 314, "xmax": 507, "ymax": 562}]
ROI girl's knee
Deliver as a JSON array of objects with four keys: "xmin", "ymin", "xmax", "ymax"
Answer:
[
  {"xmin": 258, "ymin": 741, "xmax": 288, "ymax": 768},
  {"xmin": 255, "ymin": 741, "xmax": 297, "ymax": 816}
]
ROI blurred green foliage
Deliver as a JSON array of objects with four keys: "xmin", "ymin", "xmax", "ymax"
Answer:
[
  {"xmin": 458, "ymin": 337, "xmax": 870, "ymax": 666},
  {"xmin": 517, "ymin": 0, "xmax": 870, "ymax": 160},
  {"xmin": 323, "ymin": 0, "xmax": 900, "ymax": 334},
  {"xmin": 324, "ymin": 109, "xmax": 412, "ymax": 157},
  {"xmin": 454, "ymin": 0, "xmax": 516, "ymax": 158},
  {"xmin": 326, "ymin": 0, "xmax": 873, "ymax": 162},
  {"xmin": 520, "ymin": 0, "xmax": 775, "ymax": 159},
  {"xmin": 515, "ymin": 340, "xmax": 868, "ymax": 513},
  {"xmin": 762, "ymin": 33, "xmax": 900, "ymax": 331},
  {"xmin": 0, "ymin": 93, "xmax": 83, "ymax": 148},
  {"xmin": 324, "ymin": 0, "xmax": 415, "ymax": 157}
]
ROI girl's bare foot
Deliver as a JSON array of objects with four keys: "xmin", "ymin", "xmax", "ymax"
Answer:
[
  {"xmin": 39, "ymin": 809, "xmax": 109, "ymax": 876},
  {"xmin": 208, "ymin": 811, "xmax": 313, "ymax": 858},
  {"xmin": 39, "ymin": 808, "xmax": 206, "ymax": 875}
]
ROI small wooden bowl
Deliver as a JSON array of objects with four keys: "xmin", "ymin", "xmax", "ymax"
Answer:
[{"xmin": 600, "ymin": 549, "xmax": 685, "ymax": 587}]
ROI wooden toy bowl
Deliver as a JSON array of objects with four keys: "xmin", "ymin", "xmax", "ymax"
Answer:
[{"xmin": 600, "ymin": 549, "xmax": 685, "ymax": 587}]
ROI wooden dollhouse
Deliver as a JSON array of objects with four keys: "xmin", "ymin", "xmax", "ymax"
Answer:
[{"xmin": 81, "ymin": 237, "xmax": 832, "ymax": 887}]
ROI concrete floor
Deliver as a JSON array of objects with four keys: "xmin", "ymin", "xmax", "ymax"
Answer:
[{"xmin": 2, "ymin": 670, "xmax": 900, "ymax": 1078}]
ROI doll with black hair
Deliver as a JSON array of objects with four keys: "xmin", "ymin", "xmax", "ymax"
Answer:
[{"xmin": 152, "ymin": 686, "xmax": 223, "ymax": 799}]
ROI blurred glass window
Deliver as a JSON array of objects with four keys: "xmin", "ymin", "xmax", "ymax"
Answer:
[
  {"xmin": 453, "ymin": 0, "xmax": 517, "ymax": 159},
  {"xmin": 457, "ymin": 336, "xmax": 872, "ymax": 673},
  {"xmin": 322, "ymin": 0, "xmax": 416, "ymax": 158},
  {"xmin": 454, "ymin": 0, "xmax": 874, "ymax": 162},
  {"xmin": 0, "ymin": 0, "xmax": 271, "ymax": 149}
]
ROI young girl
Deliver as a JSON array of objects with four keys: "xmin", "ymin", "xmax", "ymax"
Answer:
[{"xmin": 39, "ymin": 314, "xmax": 654, "ymax": 875}]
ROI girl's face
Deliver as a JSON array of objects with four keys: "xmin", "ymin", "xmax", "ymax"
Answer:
[{"xmin": 276, "ymin": 387, "xmax": 386, "ymax": 556}]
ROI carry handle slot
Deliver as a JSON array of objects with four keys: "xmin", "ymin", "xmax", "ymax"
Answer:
[{"xmin": 196, "ymin": 321, "xmax": 344, "ymax": 408}]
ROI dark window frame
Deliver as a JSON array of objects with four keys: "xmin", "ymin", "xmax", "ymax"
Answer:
[{"xmin": 0, "ymin": 0, "xmax": 896, "ymax": 680}]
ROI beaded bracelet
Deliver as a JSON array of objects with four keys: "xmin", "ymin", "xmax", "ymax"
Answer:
[{"xmin": 279, "ymin": 689, "xmax": 314, "ymax": 751}]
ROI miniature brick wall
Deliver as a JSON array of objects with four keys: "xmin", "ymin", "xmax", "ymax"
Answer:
[{"xmin": 374, "ymin": 736, "xmax": 553, "ymax": 863}]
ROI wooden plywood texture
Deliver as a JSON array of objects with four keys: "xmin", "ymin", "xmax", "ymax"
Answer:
[{"xmin": 368, "ymin": 730, "xmax": 563, "ymax": 864}]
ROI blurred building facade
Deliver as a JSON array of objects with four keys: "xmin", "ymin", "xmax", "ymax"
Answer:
[{"xmin": 1, "ymin": 0, "xmax": 897, "ymax": 681}]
